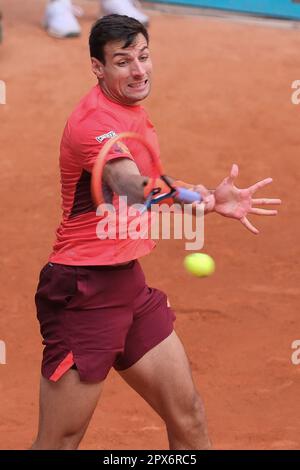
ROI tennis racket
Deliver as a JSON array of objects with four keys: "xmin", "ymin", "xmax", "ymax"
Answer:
[{"xmin": 91, "ymin": 132, "xmax": 202, "ymax": 211}]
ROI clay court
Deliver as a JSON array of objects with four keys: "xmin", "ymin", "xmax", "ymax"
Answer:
[{"xmin": 0, "ymin": 0, "xmax": 300, "ymax": 450}]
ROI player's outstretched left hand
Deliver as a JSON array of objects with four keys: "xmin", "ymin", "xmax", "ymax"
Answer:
[{"xmin": 213, "ymin": 164, "xmax": 282, "ymax": 234}]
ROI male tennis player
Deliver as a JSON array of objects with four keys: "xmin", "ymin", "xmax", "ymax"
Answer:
[{"xmin": 32, "ymin": 15, "xmax": 280, "ymax": 450}]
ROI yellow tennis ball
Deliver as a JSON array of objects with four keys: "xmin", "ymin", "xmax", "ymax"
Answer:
[{"xmin": 184, "ymin": 253, "xmax": 215, "ymax": 277}]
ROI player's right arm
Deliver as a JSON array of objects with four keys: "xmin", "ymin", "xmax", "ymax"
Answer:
[
  {"xmin": 103, "ymin": 157, "xmax": 147, "ymax": 206},
  {"xmin": 103, "ymin": 157, "xmax": 213, "ymax": 211}
]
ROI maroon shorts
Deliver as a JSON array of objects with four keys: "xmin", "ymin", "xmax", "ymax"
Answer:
[{"xmin": 35, "ymin": 260, "xmax": 176, "ymax": 383}]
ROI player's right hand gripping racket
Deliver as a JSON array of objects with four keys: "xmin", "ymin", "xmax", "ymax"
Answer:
[{"xmin": 91, "ymin": 132, "xmax": 202, "ymax": 211}]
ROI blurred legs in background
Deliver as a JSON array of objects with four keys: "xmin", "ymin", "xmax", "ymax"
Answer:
[
  {"xmin": 44, "ymin": 0, "xmax": 82, "ymax": 38},
  {"xmin": 100, "ymin": 0, "xmax": 149, "ymax": 26},
  {"xmin": 44, "ymin": 0, "xmax": 149, "ymax": 39}
]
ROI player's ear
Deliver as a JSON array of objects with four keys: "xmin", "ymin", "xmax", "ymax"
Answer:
[{"xmin": 91, "ymin": 57, "xmax": 105, "ymax": 79}]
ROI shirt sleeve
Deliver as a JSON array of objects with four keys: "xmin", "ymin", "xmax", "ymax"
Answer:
[{"xmin": 68, "ymin": 114, "xmax": 134, "ymax": 173}]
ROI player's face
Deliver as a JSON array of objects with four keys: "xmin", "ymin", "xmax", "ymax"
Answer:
[{"xmin": 92, "ymin": 33, "xmax": 152, "ymax": 106}]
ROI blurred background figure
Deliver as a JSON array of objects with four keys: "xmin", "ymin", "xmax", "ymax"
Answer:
[
  {"xmin": 101, "ymin": 1, "xmax": 149, "ymax": 25},
  {"xmin": 44, "ymin": 0, "xmax": 82, "ymax": 38},
  {"xmin": 0, "ymin": 9, "xmax": 3, "ymax": 43},
  {"xmin": 44, "ymin": 0, "xmax": 149, "ymax": 38}
]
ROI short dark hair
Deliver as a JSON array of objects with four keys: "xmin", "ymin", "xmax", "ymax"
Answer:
[{"xmin": 89, "ymin": 14, "xmax": 149, "ymax": 64}]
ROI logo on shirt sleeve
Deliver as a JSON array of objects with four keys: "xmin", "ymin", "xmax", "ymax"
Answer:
[{"xmin": 95, "ymin": 130, "xmax": 117, "ymax": 143}]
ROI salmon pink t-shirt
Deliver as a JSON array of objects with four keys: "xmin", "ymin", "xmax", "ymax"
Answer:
[{"xmin": 49, "ymin": 85, "xmax": 159, "ymax": 265}]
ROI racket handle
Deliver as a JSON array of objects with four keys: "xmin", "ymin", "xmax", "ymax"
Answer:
[{"xmin": 176, "ymin": 187, "xmax": 202, "ymax": 203}]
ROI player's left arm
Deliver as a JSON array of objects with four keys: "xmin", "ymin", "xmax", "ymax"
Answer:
[{"xmin": 211, "ymin": 164, "xmax": 282, "ymax": 234}]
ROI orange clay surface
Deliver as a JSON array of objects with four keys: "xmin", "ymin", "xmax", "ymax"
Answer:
[{"xmin": 0, "ymin": 0, "xmax": 300, "ymax": 450}]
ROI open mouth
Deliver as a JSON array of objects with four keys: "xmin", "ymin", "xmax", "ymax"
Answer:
[{"xmin": 128, "ymin": 79, "xmax": 148, "ymax": 90}]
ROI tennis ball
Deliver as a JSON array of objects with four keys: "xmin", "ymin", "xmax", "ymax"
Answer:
[{"xmin": 184, "ymin": 253, "xmax": 215, "ymax": 277}]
